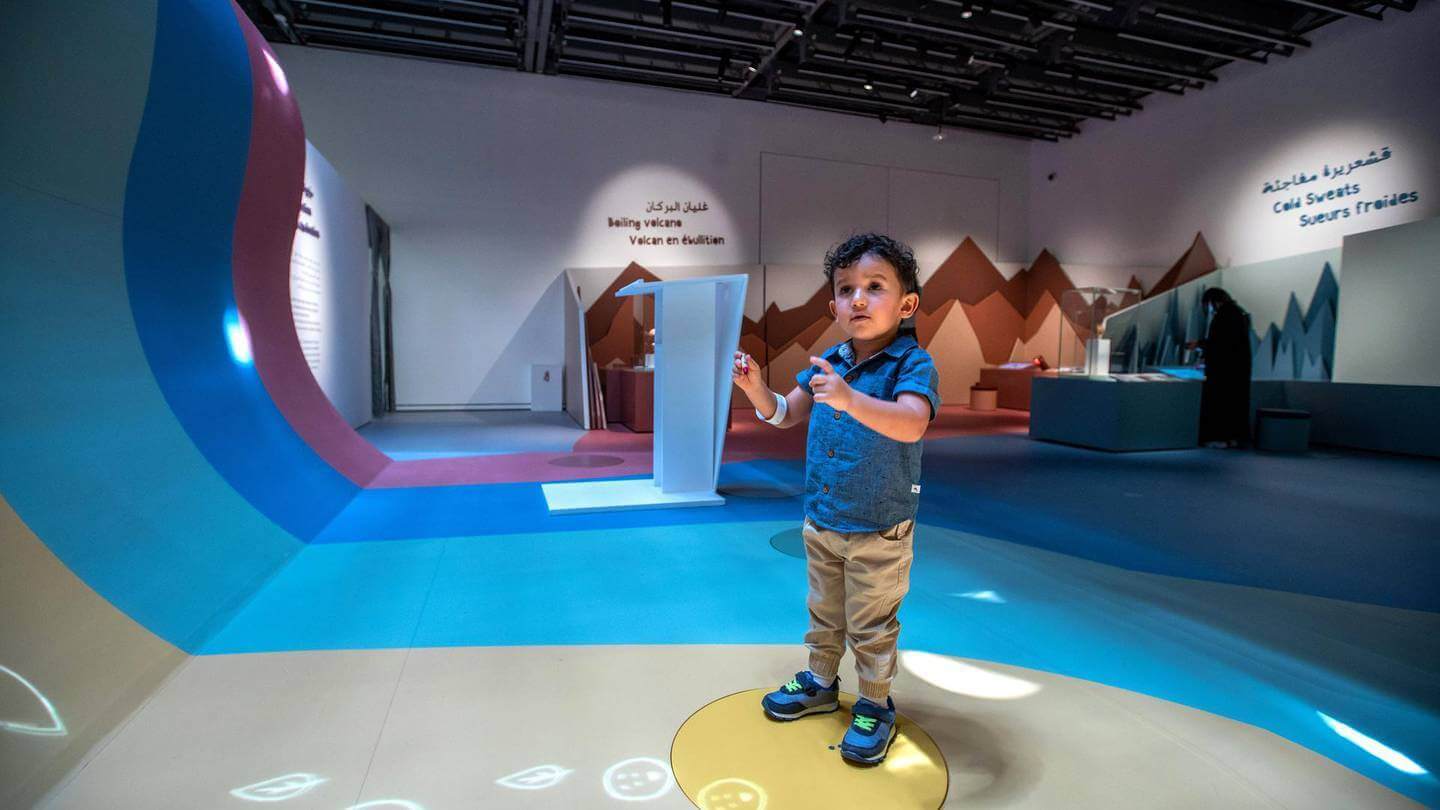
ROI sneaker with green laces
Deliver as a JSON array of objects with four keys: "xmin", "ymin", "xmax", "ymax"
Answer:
[
  {"xmin": 760, "ymin": 671, "xmax": 840, "ymax": 720},
  {"xmin": 839, "ymin": 696, "xmax": 898, "ymax": 764}
]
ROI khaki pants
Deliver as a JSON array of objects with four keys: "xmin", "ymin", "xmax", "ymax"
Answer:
[{"xmin": 802, "ymin": 516, "xmax": 915, "ymax": 703}]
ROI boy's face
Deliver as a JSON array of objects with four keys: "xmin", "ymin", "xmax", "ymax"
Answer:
[{"xmin": 828, "ymin": 254, "xmax": 919, "ymax": 342}]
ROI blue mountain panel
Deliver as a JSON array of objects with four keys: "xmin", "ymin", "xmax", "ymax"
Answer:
[
  {"xmin": 1282, "ymin": 294, "xmax": 1309, "ymax": 379},
  {"xmin": 1253, "ymin": 325, "xmax": 1283, "ymax": 380},
  {"xmin": 1300, "ymin": 351, "xmax": 1327, "ymax": 381}
]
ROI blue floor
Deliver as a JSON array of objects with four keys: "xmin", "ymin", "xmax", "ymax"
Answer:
[
  {"xmin": 317, "ymin": 434, "xmax": 1440, "ymax": 612},
  {"xmin": 206, "ymin": 434, "xmax": 1440, "ymax": 804}
]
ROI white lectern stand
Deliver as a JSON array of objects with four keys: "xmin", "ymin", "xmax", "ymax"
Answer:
[{"xmin": 542, "ymin": 274, "xmax": 748, "ymax": 513}]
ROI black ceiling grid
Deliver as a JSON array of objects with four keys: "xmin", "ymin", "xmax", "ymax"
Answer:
[{"xmin": 239, "ymin": 0, "xmax": 1417, "ymax": 142}]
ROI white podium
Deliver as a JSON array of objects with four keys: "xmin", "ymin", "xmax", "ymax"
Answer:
[{"xmin": 542, "ymin": 274, "xmax": 748, "ymax": 513}]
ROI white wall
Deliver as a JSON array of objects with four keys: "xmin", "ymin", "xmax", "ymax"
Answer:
[
  {"xmin": 1334, "ymin": 216, "xmax": 1440, "ymax": 387},
  {"xmin": 274, "ymin": 45, "xmax": 1032, "ymax": 408},
  {"xmin": 290, "ymin": 141, "xmax": 373, "ymax": 427},
  {"xmin": 1028, "ymin": 3, "xmax": 1440, "ymax": 268}
]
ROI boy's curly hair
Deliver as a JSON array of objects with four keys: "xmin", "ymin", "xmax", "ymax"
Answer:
[{"xmin": 823, "ymin": 233, "xmax": 920, "ymax": 296}]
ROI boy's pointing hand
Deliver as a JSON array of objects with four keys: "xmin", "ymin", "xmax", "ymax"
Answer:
[{"xmin": 809, "ymin": 356, "xmax": 853, "ymax": 412}]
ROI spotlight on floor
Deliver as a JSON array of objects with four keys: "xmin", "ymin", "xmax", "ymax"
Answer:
[
  {"xmin": 223, "ymin": 307, "xmax": 253, "ymax": 366},
  {"xmin": 901, "ymin": 651, "xmax": 1040, "ymax": 699},
  {"xmin": 1317, "ymin": 712, "xmax": 1428, "ymax": 775},
  {"xmin": 953, "ymin": 589, "xmax": 1006, "ymax": 603}
]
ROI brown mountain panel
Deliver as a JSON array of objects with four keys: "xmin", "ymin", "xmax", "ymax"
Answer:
[
  {"xmin": 1000, "ymin": 268, "xmax": 1029, "ymax": 315},
  {"xmin": 1147, "ymin": 232, "xmax": 1217, "ymax": 298},
  {"xmin": 962, "ymin": 291, "xmax": 1026, "ymax": 366},
  {"xmin": 921, "ymin": 237, "xmax": 1010, "ymax": 312},
  {"xmin": 926, "ymin": 303, "xmax": 990, "ymax": 404},
  {"xmin": 585, "ymin": 261, "xmax": 660, "ymax": 350},
  {"xmin": 1019, "ymin": 302, "xmax": 1066, "ymax": 365},
  {"xmin": 591, "ymin": 301, "xmax": 643, "ymax": 369},
  {"xmin": 1022, "ymin": 289, "xmax": 1059, "ymax": 342},
  {"xmin": 1023, "ymin": 250, "xmax": 1078, "ymax": 317},
  {"xmin": 915, "ymin": 298, "xmax": 958, "ymax": 347},
  {"xmin": 1123, "ymin": 276, "xmax": 1145, "ymax": 307},
  {"xmin": 792, "ymin": 316, "xmax": 834, "ymax": 354},
  {"xmin": 764, "ymin": 284, "xmax": 833, "ymax": 351}
]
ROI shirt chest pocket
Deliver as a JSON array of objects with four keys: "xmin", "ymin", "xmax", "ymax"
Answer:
[{"xmin": 844, "ymin": 365, "xmax": 899, "ymax": 400}]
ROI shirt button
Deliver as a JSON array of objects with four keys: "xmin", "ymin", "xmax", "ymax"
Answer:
[
  {"xmin": 833, "ymin": 411, "xmax": 842, "ymax": 420},
  {"xmin": 827, "ymin": 449, "xmax": 835, "ymax": 458},
  {"xmin": 823, "ymin": 484, "xmax": 830, "ymax": 493},
  {"xmin": 845, "ymin": 373, "xmax": 856, "ymax": 382}
]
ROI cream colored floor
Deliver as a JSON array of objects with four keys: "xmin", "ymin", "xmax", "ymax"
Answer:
[{"xmin": 39, "ymin": 645, "xmax": 1420, "ymax": 810}]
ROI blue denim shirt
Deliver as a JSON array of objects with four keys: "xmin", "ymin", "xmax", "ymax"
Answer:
[{"xmin": 796, "ymin": 332, "xmax": 941, "ymax": 533}]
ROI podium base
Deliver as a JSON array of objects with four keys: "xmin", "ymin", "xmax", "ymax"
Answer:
[
  {"xmin": 671, "ymin": 689, "xmax": 947, "ymax": 807},
  {"xmin": 541, "ymin": 478, "xmax": 725, "ymax": 513}
]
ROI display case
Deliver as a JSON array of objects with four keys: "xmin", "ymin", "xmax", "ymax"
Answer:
[{"xmin": 1058, "ymin": 287, "xmax": 1139, "ymax": 376}]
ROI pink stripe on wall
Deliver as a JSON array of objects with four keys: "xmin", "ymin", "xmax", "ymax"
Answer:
[{"xmin": 227, "ymin": 1, "xmax": 390, "ymax": 487}]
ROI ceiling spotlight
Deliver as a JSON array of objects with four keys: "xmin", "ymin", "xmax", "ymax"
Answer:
[
  {"xmin": 746, "ymin": 64, "xmax": 758, "ymax": 73},
  {"xmin": 908, "ymin": 86, "xmax": 920, "ymax": 99},
  {"xmin": 863, "ymin": 79, "xmax": 875, "ymax": 91},
  {"xmin": 960, "ymin": 3, "xmax": 975, "ymax": 19},
  {"xmin": 792, "ymin": 27, "xmax": 805, "ymax": 37}
]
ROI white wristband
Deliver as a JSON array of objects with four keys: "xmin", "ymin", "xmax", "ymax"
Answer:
[{"xmin": 756, "ymin": 390, "xmax": 787, "ymax": 425}]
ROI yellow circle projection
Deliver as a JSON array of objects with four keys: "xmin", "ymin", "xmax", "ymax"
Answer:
[{"xmin": 672, "ymin": 689, "xmax": 948, "ymax": 809}]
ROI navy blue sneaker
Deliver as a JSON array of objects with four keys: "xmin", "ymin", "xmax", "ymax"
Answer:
[
  {"xmin": 839, "ymin": 697, "xmax": 898, "ymax": 764},
  {"xmin": 761, "ymin": 671, "xmax": 840, "ymax": 720}
]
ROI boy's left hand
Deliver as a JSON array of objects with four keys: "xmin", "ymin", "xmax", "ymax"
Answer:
[{"xmin": 808, "ymin": 356, "xmax": 853, "ymax": 412}]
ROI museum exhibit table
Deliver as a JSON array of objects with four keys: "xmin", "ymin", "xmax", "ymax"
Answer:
[
  {"xmin": 604, "ymin": 366, "xmax": 654, "ymax": 433},
  {"xmin": 1030, "ymin": 375, "xmax": 1201, "ymax": 451},
  {"xmin": 978, "ymin": 364, "xmax": 1044, "ymax": 410}
]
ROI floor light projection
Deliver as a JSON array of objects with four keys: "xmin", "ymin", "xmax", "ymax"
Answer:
[
  {"xmin": 602, "ymin": 757, "xmax": 675, "ymax": 801},
  {"xmin": 223, "ymin": 307, "xmax": 253, "ymax": 366},
  {"xmin": 228, "ymin": 773, "xmax": 328, "ymax": 802},
  {"xmin": 696, "ymin": 777, "xmax": 768, "ymax": 810},
  {"xmin": 495, "ymin": 764, "xmax": 574, "ymax": 790},
  {"xmin": 0, "ymin": 665, "xmax": 67, "ymax": 737},
  {"xmin": 953, "ymin": 590, "xmax": 1007, "ymax": 604},
  {"xmin": 1317, "ymin": 712, "xmax": 1429, "ymax": 776},
  {"xmin": 345, "ymin": 801, "xmax": 425, "ymax": 810},
  {"xmin": 900, "ymin": 651, "xmax": 1041, "ymax": 700}
]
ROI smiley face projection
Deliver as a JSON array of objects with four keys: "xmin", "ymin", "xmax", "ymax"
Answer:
[
  {"xmin": 602, "ymin": 757, "xmax": 675, "ymax": 801},
  {"xmin": 495, "ymin": 764, "xmax": 574, "ymax": 790},
  {"xmin": 697, "ymin": 777, "xmax": 768, "ymax": 810},
  {"xmin": 228, "ymin": 773, "xmax": 328, "ymax": 802}
]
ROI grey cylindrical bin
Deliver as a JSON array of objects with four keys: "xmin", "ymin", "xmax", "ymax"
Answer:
[{"xmin": 1255, "ymin": 408, "xmax": 1311, "ymax": 452}]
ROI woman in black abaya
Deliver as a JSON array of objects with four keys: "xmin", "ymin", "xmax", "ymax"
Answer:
[{"xmin": 1191, "ymin": 288, "xmax": 1253, "ymax": 448}]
